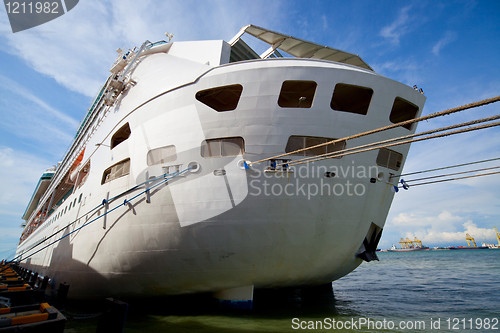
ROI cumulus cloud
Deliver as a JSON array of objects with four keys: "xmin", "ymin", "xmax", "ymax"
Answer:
[{"xmin": 388, "ymin": 210, "xmax": 499, "ymax": 246}]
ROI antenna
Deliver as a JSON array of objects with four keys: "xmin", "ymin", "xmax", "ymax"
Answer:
[{"xmin": 165, "ymin": 32, "xmax": 174, "ymax": 42}]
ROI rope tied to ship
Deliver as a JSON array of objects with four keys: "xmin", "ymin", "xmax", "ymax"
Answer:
[
  {"xmin": 247, "ymin": 94, "xmax": 500, "ymax": 167},
  {"xmin": 7, "ymin": 167, "xmax": 193, "ymax": 266}
]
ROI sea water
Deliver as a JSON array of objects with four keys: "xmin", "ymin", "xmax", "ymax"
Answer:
[{"xmin": 64, "ymin": 250, "xmax": 500, "ymax": 332}]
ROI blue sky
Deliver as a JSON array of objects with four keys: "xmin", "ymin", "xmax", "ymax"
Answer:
[{"xmin": 0, "ymin": 0, "xmax": 499, "ymax": 259}]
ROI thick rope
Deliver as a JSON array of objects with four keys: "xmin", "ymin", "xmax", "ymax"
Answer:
[
  {"xmin": 287, "ymin": 120, "xmax": 500, "ymax": 166},
  {"xmin": 277, "ymin": 114, "xmax": 500, "ymax": 168},
  {"xmin": 248, "ymin": 95, "xmax": 500, "ymax": 166}
]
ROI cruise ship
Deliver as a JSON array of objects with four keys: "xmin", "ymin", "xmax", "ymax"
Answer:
[{"xmin": 14, "ymin": 25, "xmax": 426, "ymax": 308}]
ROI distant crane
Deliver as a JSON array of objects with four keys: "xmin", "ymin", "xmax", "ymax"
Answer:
[
  {"xmin": 399, "ymin": 237, "xmax": 415, "ymax": 249},
  {"xmin": 414, "ymin": 237, "xmax": 423, "ymax": 248},
  {"xmin": 466, "ymin": 233, "xmax": 477, "ymax": 247},
  {"xmin": 494, "ymin": 227, "xmax": 500, "ymax": 246}
]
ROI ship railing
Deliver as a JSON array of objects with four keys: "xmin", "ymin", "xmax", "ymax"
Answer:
[
  {"xmin": 24, "ymin": 40, "xmax": 164, "ymax": 231},
  {"xmin": 14, "ymin": 167, "xmax": 193, "ymax": 263}
]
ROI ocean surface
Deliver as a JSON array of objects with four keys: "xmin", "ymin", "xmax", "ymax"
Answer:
[{"xmin": 63, "ymin": 250, "xmax": 500, "ymax": 332}]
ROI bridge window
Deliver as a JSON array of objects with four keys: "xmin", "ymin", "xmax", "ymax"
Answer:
[
  {"xmin": 101, "ymin": 158, "xmax": 131, "ymax": 184},
  {"xmin": 196, "ymin": 84, "xmax": 243, "ymax": 111},
  {"xmin": 201, "ymin": 137, "xmax": 244, "ymax": 158},
  {"xmin": 389, "ymin": 97, "xmax": 419, "ymax": 130},
  {"xmin": 331, "ymin": 83, "xmax": 373, "ymax": 115},
  {"xmin": 278, "ymin": 80, "xmax": 317, "ymax": 108},
  {"xmin": 111, "ymin": 123, "xmax": 131, "ymax": 149},
  {"xmin": 285, "ymin": 136, "xmax": 346, "ymax": 157},
  {"xmin": 376, "ymin": 148, "xmax": 403, "ymax": 171},
  {"xmin": 147, "ymin": 145, "xmax": 177, "ymax": 166}
]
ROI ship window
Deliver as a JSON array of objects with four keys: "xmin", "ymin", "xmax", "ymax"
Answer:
[
  {"xmin": 195, "ymin": 84, "xmax": 243, "ymax": 112},
  {"xmin": 285, "ymin": 136, "xmax": 346, "ymax": 157},
  {"xmin": 111, "ymin": 123, "xmax": 131, "ymax": 149},
  {"xmin": 73, "ymin": 198, "xmax": 77, "ymax": 207},
  {"xmin": 101, "ymin": 158, "xmax": 131, "ymax": 184},
  {"xmin": 331, "ymin": 83, "xmax": 373, "ymax": 115},
  {"xmin": 389, "ymin": 97, "xmax": 419, "ymax": 130},
  {"xmin": 68, "ymin": 202, "xmax": 72, "ymax": 211},
  {"xmin": 78, "ymin": 193, "xmax": 82, "ymax": 203},
  {"xmin": 376, "ymin": 148, "xmax": 403, "ymax": 171},
  {"xmin": 64, "ymin": 206, "xmax": 67, "ymax": 214},
  {"xmin": 278, "ymin": 80, "xmax": 317, "ymax": 108},
  {"xmin": 147, "ymin": 145, "xmax": 177, "ymax": 166},
  {"xmin": 201, "ymin": 137, "xmax": 244, "ymax": 158}
]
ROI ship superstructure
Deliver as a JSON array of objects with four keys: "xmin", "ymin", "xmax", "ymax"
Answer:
[{"xmin": 15, "ymin": 25, "xmax": 425, "ymax": 307}]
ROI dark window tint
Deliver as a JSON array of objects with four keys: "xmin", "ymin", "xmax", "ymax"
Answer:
[
  {"xmin": 278, "ymin": 81, "xmax": 317, "ymax": 108},
  {"xmin": 111, "ymin": 123, "xmax": 131, "ymax": 149},
  {"xmin": 376, "ymin": 148, "xmax": 403, "ymax": 171},
  {"xmin": 331, "ymin": 83, "xmax": 373, "ymax": 115},
  {"xmin": 201, "ymin": 137, "xmax": 244, "ymax": 158},
  {"xmin": 389, "ymin": 97, "xmax": 419, "ymax": 130},
  {"xmin": 196, "ymin": 84, "xmax": 243, "ymax": 111},
  {"xmin": 285, "ymin": 136, "xmax": 346, "ymax": 158}
]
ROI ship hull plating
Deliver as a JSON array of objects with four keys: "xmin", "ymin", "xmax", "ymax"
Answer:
[{"xmin": 16, "ymin": 53, "xmax": 425, "ymax": 299}]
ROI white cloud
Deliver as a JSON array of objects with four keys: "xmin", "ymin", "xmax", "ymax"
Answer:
[
  {"xmin": 0, "ymin": 0, "xmax": 286, "ymax": 98},
  {"xmin": 432, "ymin": 31, "xmax": 457, "ymax": 55},
  {"xmin": 388, "ymin": 210, "xmax": 498, "ymax": 246},
  {"xmin": 380, "ymin": 6, "xmax": 414, "ymax": 45}
]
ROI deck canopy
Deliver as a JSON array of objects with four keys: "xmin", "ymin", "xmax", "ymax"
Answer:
[{"xmin": 229, "ymin": 24, "xmax": 373, "ymax": 71}]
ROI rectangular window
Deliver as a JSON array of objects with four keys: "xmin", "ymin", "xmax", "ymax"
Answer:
[
  {"xmin": 147, "ymin": 145, "xmax": 177, "ymax": 166},
  {"xmin": 331, "ymin": 83, "xmax": 373, "ymax": 115},
  {"xmin": 376, "ymin": 148, "xmax": 403, "ymax": 171},
  {"xmin": 278, "ymin": 80, "xmax": 317, "ymax": 108},
  {"xmin": 101, "ymin": 158, "xmax": 131, "ymax": 184},
  {"xmin": 285, "ymin": 136, "xmax": 346, "ymax": 157},
  {"xmin": 389, "ymin": 97, "xmax": 419, "ymax": 130},
  {"xmin": 201, "ymin": 137, "xmax": 244, "ymax": 158}
]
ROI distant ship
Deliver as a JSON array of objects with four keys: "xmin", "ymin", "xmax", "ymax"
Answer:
[
  {"xmin": 14, "ymin": 25, "xmax": 426, "ymax": 307},
  {"xmin": 388, "ymin": 237, "xmax": 430, "ymax": 251},
  {"xmin": 388, "ymin": 245, "xmax": 430, "ymax": 252}
]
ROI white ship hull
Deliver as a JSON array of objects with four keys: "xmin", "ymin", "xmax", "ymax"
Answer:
[{"xmin": 15, "ymin": 25, "xmax": 425, "ymax": 303}]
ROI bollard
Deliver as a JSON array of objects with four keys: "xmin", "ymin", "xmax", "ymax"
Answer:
[
  {"xmin": 29, "ymin": 272, "xmax": 39, "ymax": 288},
  {"xmin": 40, "ymin": 276, "xmax": 49, "ymax": 291},
  {"xmin": 96, "ymin": 298, "xmax": 128, "ymax": 333},
  {"xmin": 56, "ymin": 283, "xmax": 70, "ymax": 307}
]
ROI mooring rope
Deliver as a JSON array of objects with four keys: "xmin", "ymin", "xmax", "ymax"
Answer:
[
  {"xmin": 277, "ymin": 114, "xmax": 500, "ymax": 168},
  {"xmin": 392, "ymin": 157, "xmax": 500, "ymax": 178},
  {"xmin": 286, "ymin": 120, "xmax": 500, "ymax": 167},
  {"xmin": 9, "ymin": 168, "xmax": 191, "ymax": 265},
  {"xmin": 248, "ymin": 95, "xmax": 500, "ymax": 166},
  {"xmin": 398, "ymin": 170, "xmax": 500, "ymax": 188},
  {"xmin": 403, "ymin": 165, "xmax": 500, "ymax": 183}
]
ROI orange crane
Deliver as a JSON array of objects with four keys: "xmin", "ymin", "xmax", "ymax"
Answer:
[{"xmin": 466, "ymin": 233, "xmax": 477, "ymax": 247}]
